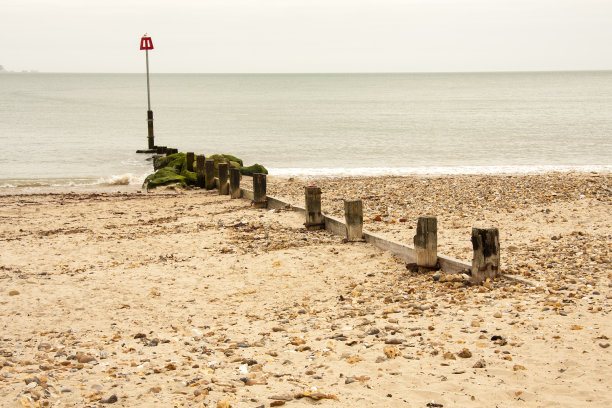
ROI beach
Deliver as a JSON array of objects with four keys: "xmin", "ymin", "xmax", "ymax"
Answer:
[{"xmin": 0, "ymin": 173, "xmax": 610, "ymax": 407}]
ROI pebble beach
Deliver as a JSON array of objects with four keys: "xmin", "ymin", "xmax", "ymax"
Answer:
[{"xmin": 0, "ymin": 172, "xmax": 610, "ymax": 407}]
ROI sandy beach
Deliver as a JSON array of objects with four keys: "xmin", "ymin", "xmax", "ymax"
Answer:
[{"xmin": 0, "ymin": 173, "xmax": 610, "ymax": 407}]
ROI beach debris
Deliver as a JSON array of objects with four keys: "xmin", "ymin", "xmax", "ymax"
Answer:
[
  {"xmin": 513, "ymin": 364, "xmax": 527, "ymax": 371},
  {"xmin": 384, "ymin": 346, "xmax": 402, "ymax": 359},
  {"xmin": 100, "ymin": 394, "xmax": 118, "ymax": 404},
  {"xmin": 269, "ymin": 394, "xmax": 293, "ymax": 401},
  {"xmin": 443, "ymin": 352, "xmax": 456, "ymax": 360},
  {"xmin": 76, "ymin": 352, "xmax": 96, "ymax": 364},
  {"xmin": 295, "ymin": 391, "xmax": 339, "ymax": 401},
  {"xmin": 473, "ymin": 359, "xmax": 486, "ymax": 368},
  {"xmin": 346, "ymin": 355, "xmax": 364, "ymax": 364}
]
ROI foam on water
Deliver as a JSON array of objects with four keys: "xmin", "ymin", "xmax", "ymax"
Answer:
[
  {"xmin": 0, "ymin": 173, "xmax": 150, "ymax": 195},
  {"xmin": 269, "ymin": 165, "xmax": 612, "ymax": 177},
  {"xmin": 0, "ymin": 173, "xmax": 148, "ymax": 188},
  {"xmin": 95, "ymin": 173, "xmax": 148, "ymax": 186}
]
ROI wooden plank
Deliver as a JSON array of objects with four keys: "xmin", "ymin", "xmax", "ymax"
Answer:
[
  {"xmin": 267, "ymin": 196, "xmax": 292, "ymax": 211},
  {"xmin": 324, "ymin": 214, "xmax": 347, "ymax": 237},
  {"xmin": 235, "ymin": 191, "xmax": 472, "ymax": 274},
  {"xmin": 364, "ymin": 232, "xmax": 416, "ymax": 263},
  {"xmin": 502, "ymin": 274, "xmax": 539, "ymax": 287},
  {"xmin": 241, "ymin": 188, "xmax": 254, "ymax": 200},
  {"xmin": 438, "ymin": 254, "xmax": 470, "ymax": 274}
]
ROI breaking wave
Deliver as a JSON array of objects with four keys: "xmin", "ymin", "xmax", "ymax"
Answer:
[
  {"xmin": 269, "ymin": 165, "xmax": 612, "ymax": 177},
  {"xmin": 0, "ymin": 173, "xmax": 149, "ymax": 190}
]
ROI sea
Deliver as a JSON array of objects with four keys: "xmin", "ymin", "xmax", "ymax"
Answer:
[{"xmin": 0, "ymin": 71, "xmax": 611, "ymax": 192}]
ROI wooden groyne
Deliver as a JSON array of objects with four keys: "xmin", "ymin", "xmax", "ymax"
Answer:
[
  {"xmin": 241, "ymin": 185, "xmax": 472, "ymax": 274},
  {"xmin": 144, "ymin": 149, "xmax": 532, "ymax": 286},
  {"xmin": 236, "ymin": 174, "xmax": 520, "ymax": 284}
]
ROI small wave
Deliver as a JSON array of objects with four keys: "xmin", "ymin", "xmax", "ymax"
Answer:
[
  {"xmin": 0, "ymin": 173, "xmax": 149, "ymax": 189},
  {"xmin": 269, "ymin": 165, "xmax": 612, "ymax": 177},
  {"xmin": 95, "ymin": 173, "xmax": 148, "ymax": 186},
  {"xmin": 1, "ymin": 180, "xmax": 60, "ymax": 188}
]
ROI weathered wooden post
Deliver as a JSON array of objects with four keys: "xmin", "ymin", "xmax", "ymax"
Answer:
[
  {"xmin": 205, "ymin": 159, "xmax": 215, "ymax": 190},
  {"xmin": 304, "ymin": 186, "xmax": 324, "ymax": 230},
  {"xmin": 146, "ymin": 111, "xmax": 154, "ymax": 149},
  {"xmin": 186, "ymin": 152, "xmax": 195, "ymax": 172},
  {"xmin": 414, "ymin": 216, "xmax": 438, "ymax": 269},
  {"xmin": 218, "ymin": 163, "xmax": 229, "ymax": 195},
  {"xmin": 344, "ymin": 199, "xmax": 363, "ymax": 241},
  {"xmin": 230, "ymin": 167, "xmax": 241, "ymax": 199},
  {"xmin": 471, "ymin": 227, "xmax": 500, "ymax": 283},
  {"xmin": 156, "ymin": 146, "xmax": 164, "ymax": 154},
  {"xmin": 196, "ymin": 155, "xmax": 206, "ymax": 188},
  {"xmin": 252, "ymin": 173, "xmax": 267, "ymax": 208}
]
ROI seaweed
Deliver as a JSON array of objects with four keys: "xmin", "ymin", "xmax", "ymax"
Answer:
[
  {"xmin": 240, "ymin": 163, "xmax": 268, "ymax": 176},
  {"xmin": 222, "ymin": 154, "xmax": 243, "ymax": 167},
  {"xmin": 145, "ymin": 151, "xmax": 265, "ymax": 189},
  {"xmin": 153, "ymin": 153, "xmax": 186, "ymax": 171},
  {"xmin": 144, "ymin": 167, "xmax": 186, "ymax": 189}
]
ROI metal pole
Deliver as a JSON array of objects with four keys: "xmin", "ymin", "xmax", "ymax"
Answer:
[
  {"xmin": 145, "ymin": 49, "xmax": 151, "ymax": 111},
  {"xmin": 145, "ymin": 48, "xmax": 154, "ymax": 149}
]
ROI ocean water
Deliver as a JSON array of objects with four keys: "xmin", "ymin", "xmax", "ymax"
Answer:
[{"xmin": 0, "ymin": 71, "xmax": 611, "ymax": 190}]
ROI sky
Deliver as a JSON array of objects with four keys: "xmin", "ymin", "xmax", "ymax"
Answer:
[{"xmin": 1, "ymin": 0, "xmax": 612, "ymax": 73}]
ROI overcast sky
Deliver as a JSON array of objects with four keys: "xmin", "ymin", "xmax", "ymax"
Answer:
[{"xmin": 1, "ymin": 0, "xmax": 611, "ymax": 73}]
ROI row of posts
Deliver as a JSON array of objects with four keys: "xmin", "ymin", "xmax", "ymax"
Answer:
[
  {"xmin": 183, "ymin": 157, "xmax": 500, "ymax": 284},
  {"xmin": 246, "ymin": 180, "xmax": 500, "ymax": 284},
  {"xmin": 155, "ymin": 146, "xmax": 178, "ymax": 155},
  {"xmin": 176, "ymin": 151, "xmax": 261, "ymax": 203}
]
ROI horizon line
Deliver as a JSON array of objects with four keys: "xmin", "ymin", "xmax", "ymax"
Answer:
[{"xmin": 2, "ymin": 69, "xmax": 611, "ymax": 75}]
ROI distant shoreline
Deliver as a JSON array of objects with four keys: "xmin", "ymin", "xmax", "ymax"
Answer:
[
  {"xmin": 2, "ymin": 69, "xmax": 612, "ymax": 75},
  {"xmin": 1, "ymin": 169, "xmax": 610, "ymax": 196}
]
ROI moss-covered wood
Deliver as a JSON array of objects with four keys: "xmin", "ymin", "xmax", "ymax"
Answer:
[
  {"xmin": 145, "ymin": 152, "xmax": 267, "ymax": 190},
  {"xmin": 144, "ymin": 167, "xmax": 187, "ymax": 189},
  {"xmin": 240, "ymin": 163, "xmax": 268, "ymax": 176}
]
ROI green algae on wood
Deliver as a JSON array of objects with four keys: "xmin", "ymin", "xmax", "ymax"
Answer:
[
  {"xmin": 144, "ymin": 167, "xmax": 187, "ymax": 189},
  {"xmin": 154, "ymin": 153, "xmax": 186, "ymax": 171},
  {"xmin": 240, "ymin": 163, "xmax": 268, "ymax": 176},
  {"xmin": 145, "ymin": 152, "xmax": 266, "ymax": 190},
  {"xmin": 147, "ymin": 153, "xmax": 189, "ymax": 189},
  {"xmin": 222, "ymin": 154, "xmax": 243, "ymax": 167}
]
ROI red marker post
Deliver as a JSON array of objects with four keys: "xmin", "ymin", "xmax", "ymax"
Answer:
[{"xmin": 140, "ymin": 34, "xmax": 155, "ymax": 150}]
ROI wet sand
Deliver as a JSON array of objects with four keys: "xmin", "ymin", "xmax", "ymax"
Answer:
[{"xmin": 0, "ymin": 173, "xmax": 610, "ymax": 407}]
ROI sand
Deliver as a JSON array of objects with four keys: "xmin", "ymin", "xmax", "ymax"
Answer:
[{"xmin": 0, "ymin": 173, "xmax": 610, "ymax": 408}]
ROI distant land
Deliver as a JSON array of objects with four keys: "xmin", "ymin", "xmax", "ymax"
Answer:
[{"xmin": 0, "ymin": 65, "xmax": 39, "ymax": 73}]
